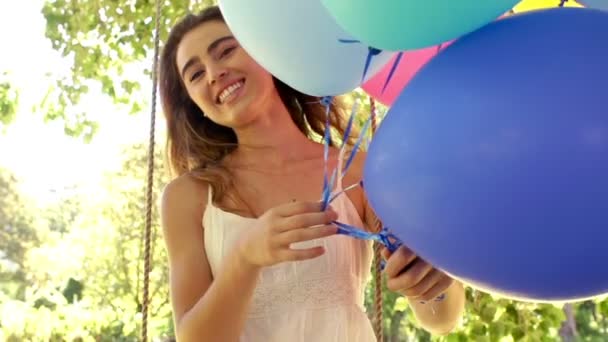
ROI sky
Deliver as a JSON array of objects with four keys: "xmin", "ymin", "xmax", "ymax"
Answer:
[{"xmin": 0, "ymin": 1, "xmax": 163, "ymax": 205}]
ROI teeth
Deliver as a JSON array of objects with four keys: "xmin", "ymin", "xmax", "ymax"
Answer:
[{"xmin": 218, "ymin": 81, "xmax": 244, "ymax": 104}]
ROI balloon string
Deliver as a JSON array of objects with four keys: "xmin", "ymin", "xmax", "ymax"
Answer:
[
  {"xmin": 320, "ymin": 96, "xmax": 333, "ymax": 211},
  {"xmin": 341, "ymin": 113, "xmax": 372, "ymax": 180},
  {"xmin": 325, "ymin": 99, "xmax": 445, "ymax": 304},
  {"xmin": 325, "ymin": 99, "xmax": 404, "ymax": 253},
  {"xmin": 338, "ymin": 38, "xmax": 383, "ymax": 82},
  {"xmin": 381, "ymin": 52, "xmax": 404, "ymax": 94}
]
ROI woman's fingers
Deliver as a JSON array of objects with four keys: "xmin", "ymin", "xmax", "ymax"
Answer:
[
  {"xmin": 278, "ymin": 210, "xmax": 337, "ymax": 232},
  {"xmin": 387, "ymin": 258, "xmax": 434, "ymax": 292},
  {"xmin": 418, "ymin": 275, "xmax": 454, "ymax": 302},
  {"xmin": 279, "ymin": 246, "xmax": 326, "ymax": 262},
  {"xmin": 396, "ymin": 269, "xmax": 444, "ymax": 299},
  {"xmin": 384, "ymin": 245, "xmax": 418, "ymax": 279},
  {"xmin": 276, "ymin": 224, "xmax": 338, "ymax": 246}
]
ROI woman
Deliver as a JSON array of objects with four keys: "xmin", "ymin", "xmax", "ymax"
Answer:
[{"xmin": 159, "ymin": 6, "xmax": 465, "ymax": 342}]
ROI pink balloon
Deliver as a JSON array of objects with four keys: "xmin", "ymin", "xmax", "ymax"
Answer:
[
  {"xmin": 362, "ymin": 42, "xmax": 453, "ymax": 106},
  {"xmin": 363, "ymin": 11, "xmax": 516, "ymax": 106}
]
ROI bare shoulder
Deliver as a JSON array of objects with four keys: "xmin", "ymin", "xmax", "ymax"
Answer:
[
  {"xmin": 161, "ymin": 173, "xmax": 208, "ymax": 227},
  {"xmin": 160, "ymin": 173, "xmax": 210, "ymax": 261},
  {"xmin": 160, "ymin": 173, "xmax": 214, "ymax": 322}
]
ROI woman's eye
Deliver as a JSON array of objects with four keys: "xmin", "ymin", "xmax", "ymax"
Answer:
[
  {"xmin": 190, "ymin": 70, "xmax": 205, "ymax": 82},
  {"xmin": 220, "ymin": 46, "xmax": 236, "ymax": 58}
]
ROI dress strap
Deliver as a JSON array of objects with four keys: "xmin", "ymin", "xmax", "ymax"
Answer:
[{"xmin": 207, "ymin": 185, "xmax": 213, "ymax": 205}]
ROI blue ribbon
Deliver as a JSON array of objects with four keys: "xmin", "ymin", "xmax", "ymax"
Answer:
[
  {"xmin": 333, "ymin": 221, "xmax": 403, "ymax": 253},
  {"xmin": 320, "ymin": 96, "xmax": 334, "ymax": 211},
  {"xmin": 381, "ymin": 52, "xmax": 404, "ymax": 94},
  {"xmin": 338, "ymin": 38, "xmax": 384, "ymax": 82},
  {"xmin": 341, "ymin": 114, "xmax": 372, "ymax": 180},
  {"xmin": 319, "ymin": 100, "xmax": 445, "ymax": 304}
]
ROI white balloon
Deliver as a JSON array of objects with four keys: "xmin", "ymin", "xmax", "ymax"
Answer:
[{"xmin": 218, "ymin": 0, "xmax": 394, "ymax": 96}]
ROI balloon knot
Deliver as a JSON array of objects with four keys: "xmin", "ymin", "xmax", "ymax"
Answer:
[{"xmin": 320, "ymin": 96, "xmax": 333, "ymax": 107}]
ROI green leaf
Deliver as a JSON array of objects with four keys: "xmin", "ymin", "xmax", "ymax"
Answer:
[
  {"xmin": 489, "ymin": 321, "xmax": 505, "ymax": 339},
  {"xmin": 470, "ymin": 322, "xmax": 487, "ymax": 336},
  {"xmin": 0, "ymin": 73, "xmax": 19, "ymax": 128},
  {"xmin": 598, "ymin": 299, "xmax": 608, "ymax": 316},
  {"xmin": 480, "ymin": 304, "xmax": 497, "ymax": 323},
  {"xmin": 511, "ymin": 326, "xmax": 525, "ymax": 340}
]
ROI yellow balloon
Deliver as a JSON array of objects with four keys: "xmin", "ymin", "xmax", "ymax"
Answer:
[{"xmin": 513, "ymin": 0, "xmax": 583, "ymax": 12}]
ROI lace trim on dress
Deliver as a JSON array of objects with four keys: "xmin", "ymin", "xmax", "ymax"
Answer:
[{"xmin": 248, "ymin": 272, "xmax": 362, "ymax": 319}]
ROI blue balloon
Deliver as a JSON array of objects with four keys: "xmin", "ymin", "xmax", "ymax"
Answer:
[
  {"xmin": 579, "ymin": 0, "xmax": 608, "ymax": 11},
  {"xmin": 218, "ymin": 0, "xmax": 393, "ymax": 96},
  {"xmin": 321, "ymin": 0, "xmax": 519, "ymax": 51},
  {"xmin": 363, "ymin": 8, "xmax": 608, "ymax": 302}
]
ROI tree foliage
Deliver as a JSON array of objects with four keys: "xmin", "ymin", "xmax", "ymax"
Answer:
[
  {"xmin": 0, "ymin": 72, "xmax": 19, "ymax": 129},
  {"xmin": 40, "ymin": 0, "xmax": 216, "ymax": 140},
  {"xmin": 0, "ymin": 143, "xmax": 172, "ymax": 341},
  {"xmin": 0, "ymin": 168, "xmax": 38, "ymax": 299}
]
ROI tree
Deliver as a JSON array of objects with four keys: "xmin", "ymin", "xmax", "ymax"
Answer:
[
  {"xmin": 78, "ymin": 142, "xmax": 172, "ymax": 338},
  {"xmin": 41, "ymin": 0, "xmax": 217, "ymax": 141},
  {"xmin": 0, "ymin": 72, "xmax": 19, "ymax": 130},
  {"xmin": 0, "ymin": 168, "xmax": 38, "ymax": 299},
  {"xmin": 8, "ymin": 142, "xmax": 173, "ymax": 340}
]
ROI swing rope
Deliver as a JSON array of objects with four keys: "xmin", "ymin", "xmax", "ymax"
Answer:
[
  {"xmin": 369, "ymin": 96, "xmax": 385, "ymax": 342},
  {"xmin": 142, "ymin": 0, "xmax": 162, "ymax": 339}
]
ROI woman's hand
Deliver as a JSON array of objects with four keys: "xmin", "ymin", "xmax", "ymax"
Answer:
[
  {"xmin": 237, "ymin": 201, "xmax": 338, "ymax": 268},
  {"xmin": 383, "ymin": 245, "xmax": 454, "ymax": 302}
]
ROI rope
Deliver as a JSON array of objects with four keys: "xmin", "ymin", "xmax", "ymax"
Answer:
[
  {"xmin": 142, "ymin": 0, "xmax": 162, "ymax": 340},
  {"xmin": 373, "ymin": 242, "xmax": 384, "ymax": 341},
  {"xmin": 369, "ymin": 96, "xmax": 384, "ymax": 342}
]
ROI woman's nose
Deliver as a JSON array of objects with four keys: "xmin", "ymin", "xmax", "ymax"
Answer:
[{"xmin": 209, "ymin": 68, "xmax": 228, "ymax": 85}]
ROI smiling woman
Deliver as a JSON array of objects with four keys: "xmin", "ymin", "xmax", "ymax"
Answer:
[{"xmin": 157, "ymin": 5, "xmax": 464, "ymax": 342}]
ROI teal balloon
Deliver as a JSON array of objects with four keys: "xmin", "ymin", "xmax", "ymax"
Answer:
[{"xmin": 321, "ymin": 0, "xmax": 520, "ymax": 51}]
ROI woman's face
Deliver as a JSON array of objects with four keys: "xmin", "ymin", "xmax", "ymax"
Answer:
[{"xmin": 176, "ymin": 20, "xmax": 278, "ymax": 128}]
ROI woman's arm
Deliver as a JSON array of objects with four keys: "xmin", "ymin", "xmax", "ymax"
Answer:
[{"xmin": 161, "ymin": 175, "xmax": 261, "ymax": 342}]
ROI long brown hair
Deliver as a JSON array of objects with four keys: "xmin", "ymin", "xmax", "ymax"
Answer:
[{"xmin": 159, "ymin": 6, "xmax": 355, "ymax": 210}]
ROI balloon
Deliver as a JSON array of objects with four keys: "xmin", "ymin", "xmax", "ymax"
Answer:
[
  {"xmin": 513, "ymin": 0, "xmax": 583, "ymax": 11},
  {"xmin": 362, "ymin": 11, "xmax": 513, "ymax": 106},
  {"xmin": 320, "ymin": 0, "xmax": 519, "ymax": 51},
  {"xmin": 218, "ymin": 0, "xmax": 393, "ymax": 96},
  {"xmin": 361, "ymin": 42, "xmax": 452, "ymax": 106},
  {"xmin": 363, "ymin": 8, "xmax": 608, "ymax": 302},
  {"xmin": 578, "ymin": 0, "xmax": 608, "ymax": 10}
]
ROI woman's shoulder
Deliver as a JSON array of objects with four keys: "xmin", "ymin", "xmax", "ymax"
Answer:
[
  {"xmin": 163, "ymin": 173, "xmax": 208, "ymax": 201},
  {"xmin": 161, "ymin": 173, "xmax": 210, "ymax": 231}
]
